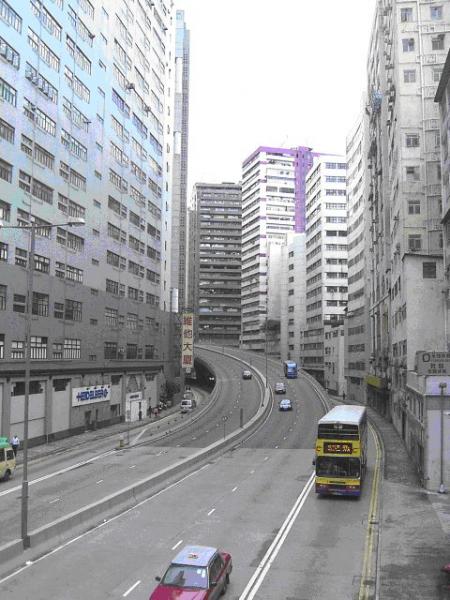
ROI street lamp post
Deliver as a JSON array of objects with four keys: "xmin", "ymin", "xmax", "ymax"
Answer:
[
  {"xmin": 439, "ymin": 382, "xmax": 447, "ymax": 494},
  {"xmin": 0, "ymin": 217, "xmax": 85, "ymax": 548}
]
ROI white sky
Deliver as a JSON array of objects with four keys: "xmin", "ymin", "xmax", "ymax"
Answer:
[{"xmin": 176, "ymin": 0, "xmax": 376, "ymax": 192}]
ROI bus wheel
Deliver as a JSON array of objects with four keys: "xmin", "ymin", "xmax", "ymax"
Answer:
[{"xmin": 3, "ymin": 470, "xmax": 10, "ymax": 482}]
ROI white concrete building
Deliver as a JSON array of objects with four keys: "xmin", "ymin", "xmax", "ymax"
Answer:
[
  {"xmin": 325, "ymin": 322, "xmax": 345, "ymax": 396},
  {"xmin": 344, "ymin": 116, "xmax": 370, "ymax": 403},
  {"xmin": 241, "ymin": 146, "xmax": 317, "ymax": 352},
  {"xmin": 364, "ymin": 0, "xmax": 450, "ymax": 487},
  {"xmin": 301, "ymin": 156, "xmax": 348, "ymax": 386},
  {"xmin": 280, "ymin": 233, "xmax": 306, "ymax": 364}
]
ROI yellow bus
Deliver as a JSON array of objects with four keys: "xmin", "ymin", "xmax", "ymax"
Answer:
[{"xmin": 314, "ymin": 405, "xmax": 367, "ymax": 497}]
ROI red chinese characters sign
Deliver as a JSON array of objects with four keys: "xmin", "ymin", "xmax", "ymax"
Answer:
[{"xmin": 181, "ymin": 312, "xmax": 194, "ymax": 370}]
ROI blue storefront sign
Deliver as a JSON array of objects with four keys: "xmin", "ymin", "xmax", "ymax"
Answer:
[{"xmin": 72, "ymin": 385, "xmax": 111, "ymax": 407}]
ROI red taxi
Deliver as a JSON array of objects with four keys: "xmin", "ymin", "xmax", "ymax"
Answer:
[{"xmin": 150, "ymin": 545, "xmax": 232, "ymax": 599}]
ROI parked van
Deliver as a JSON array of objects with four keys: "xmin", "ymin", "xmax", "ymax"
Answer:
[
  {"xmin": 0, "ymin": 437, "xmax": 16, "ymax": 481},
  {"xmin": 180, "ymin": 397, "xmax": 196, "ymax": 413}
]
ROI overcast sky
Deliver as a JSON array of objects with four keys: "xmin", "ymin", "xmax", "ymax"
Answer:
[{"xmin": 177, "ymin": 0, "xmax": 376, "ymax": 192}]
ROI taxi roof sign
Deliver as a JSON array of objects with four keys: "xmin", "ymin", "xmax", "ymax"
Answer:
[{"xmin": 0, "ymin": 436, "xmax": 11, "ymax": 449}]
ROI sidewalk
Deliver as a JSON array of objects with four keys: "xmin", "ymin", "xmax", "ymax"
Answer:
[
  {"xmin": 330, "ymin": 394, "xmax": 450, "ymax": 598},
  {"xmin": 15, "ymin": 401, "xmax": 182, "ymax": 466}
]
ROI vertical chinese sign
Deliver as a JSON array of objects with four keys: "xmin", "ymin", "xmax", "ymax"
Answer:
[{"xmin": 181, "ymin": 312, "xmax": 194, "ymax": 372}]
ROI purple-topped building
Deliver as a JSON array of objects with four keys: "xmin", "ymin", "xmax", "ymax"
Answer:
[{"xmin": 240, "ymin": 145, "xmax": 318, "ymax": 351}]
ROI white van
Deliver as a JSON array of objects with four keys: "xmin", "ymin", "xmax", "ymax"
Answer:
[{"xmin": 180, "ymin": 397, "xmax": 196, "ymax": 413}]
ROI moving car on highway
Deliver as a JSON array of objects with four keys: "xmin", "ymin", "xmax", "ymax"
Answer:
[
  {"xmin": 242, "ymin": 370, "xmax": 252, "ymax": 379},
  {"xmin": 278, "ymin": 398, "xmax": 293, "ymax": 411},
  {"xmin": 150, "ymin": 544, "xmax": 232, "ymax": 599},
  {"xmin": 274, "ymin": 382, "xmax": 286, "ymax": 394}
]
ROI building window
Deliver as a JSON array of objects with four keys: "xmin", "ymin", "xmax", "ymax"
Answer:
[
  {"xmin": 403, "ymin": 69, "xmax": 416, "ymax": 83},
  {"xmin": 104, "ymin": 342, "xmax": 117, "ymax": 359},
  {"xmin": 59, "ymin": 162, "xmax": 87, "ymax": 190},
  {"xmin": 126, "ymin": 344, "xmax": 138, "ymax": 359},
  {"xmin": 58, "ymin": 194, "xmax": 86, "ymax": 219},
  {"xmin": 64, "ymin": 338, "xmax": 81, "ymax": 359},
  {"xmin": 0, "ymin": 158, "xmax": 12, "ymax": 183},
  {"xmin": 61, "ymin": 129, "xmax": 87, "ymax": 161},
  {"xmin": 11, "ymin": 340, "xmax": 25, "ymax": 359},
  {"xmin": 423, "ymin": 262, "xmax": 436, "ymax": 278},
  {"xmin": 56, "ymin": 227, "xmax": 84, "ymax": 251},
  {"xmin": 54, "ymin": 302, "xmax": 64, "ymax": 319},
  {"xmin": 65, "ymin": 299, "xmax": 82, "ymax": 321},
  {"xmin": 66, "ymin": 34, "xmax": 91, "ymax": 74},
  {"xmin": 0, "ymin": 241, "xmax": 8, "ymax": 261},
  {"xmin": 28, "ymin": 28, "xmax": 60, "ymax": 71},
  {"xmin": 52, "ymin": 343, "xmax": 63, "ymax": 359},
  {"xmin": 405, "ymin": 166, "xmax": 420, "ymax": 181},
  {"xmin": 64, "ymin": 66, "xmax": 90, "ymax": 102},
  {"xmin": 0, "ymin": 0, "xmax": 22, "ymax": 32},
  {"xmin": 105, "ymin": 307, "xmax": 118, "ymax": 327},
  {"xmin": 406, "ymin": 133, "xmax": 420, "ymax": 148},
  {"xmin": 400, "ymin": 7, "xmax": 413, "ymax": 21},
  {"xmin": 408, "ymin": 199, "xmax": 421, "ymax": 214},
  {"xmin": 32, "ymin": 292, "xmax": 49, "ymax": 316},
  {"xmin": 432, "ymin": 34, "xmax": 445, "ymax": 51},
  {"xmin": 0, "ymin": 36, "xmax": 20, "ymax": 68},
  {"xmin": 25, "ymin": 62, "xmax": 58, "ymax": 102},
  {"xmin": 0, "ymin": 76, "xmax": 17, "ymax": 106},
  {"xmin": 408, "ymin": 234, "xmax": 422, "ymax": 251},
  {"xmin": 402, "ymin": 38, "xmax": 415, "ymax": 52},
  {"xmin": 431, "ymin": 5, "xmax": 443, "ymax": 20},
  {"xmin": 0, "ymin": 117, "xmax": 14, "ymax": 143},
  {"xmin": 0, "ymin": 284, "xmax": 6, "ymax": 310},
  {"xmin": 30, "ymin": 335, "xmax": 47, "ymax": 359},
  {"xmin": 13, "ymin": 294, "xmax": 26, "ymax": 313},
  {"xmin": 127, "ymin": 313, "xmax": 138, "ymax": 330}
]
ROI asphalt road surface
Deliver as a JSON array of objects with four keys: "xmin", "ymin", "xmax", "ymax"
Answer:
[{"xmin": 0, "ymin": 347, "xmax": 380, "ymax": 599}]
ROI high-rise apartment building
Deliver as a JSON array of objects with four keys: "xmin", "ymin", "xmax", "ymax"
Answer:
[
  {"xmin": 280, "ymin": 232, "xmax": 306, "ymax": 364},
  {"xmin": 301, "ymin": 156, "xmax": 347, "ymax": 387},
  {"xmin": 241, "ymin": 146, "xmax": 317, "ymax": 352},
  {"xmin": 190, "ymin": 182, "xmax": 242, "ymax": 346},
  {"xmin": 170, "ymin": 10, "xmax": 190, "ymax": 312},
  {"xmin": 344, "ymin": 116, "xmax": 369, "ymax": 403},
  {"xmin": 0, "ymin": 0, "xmax": 180, "ymax": 441},
  {"xmin": 365, "ymin": 0, "xmax": 448, "ymax": 424}
]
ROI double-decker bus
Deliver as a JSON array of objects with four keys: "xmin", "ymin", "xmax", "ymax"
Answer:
[
  {"xmin": 314, "ymin": 405, "xmax": 367, "ymax": 497},
  {"xmin": 283, "ymin": 360, "xmax": 298, "ymax": 378}
]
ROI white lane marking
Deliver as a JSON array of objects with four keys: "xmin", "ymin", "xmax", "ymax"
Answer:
[
  {"xmin": 207, "ymin": 508, "xmax": 216, "ymax": 516},
  {"xmin": 123, "ymin": 580, "xmax": 141, "ymax": 597},
  {"xmin": 129, "ymin": 465, "xmax": 136, "ymax": 469},
  {"xmin": 239, "ymin": 473, "xmax": 315, "ymax": 600},
  {"xmin": 275, "ymin": 446, "xmax": 278, "ymax": 449},
  {"xmin": 133, "ymin": 426, "xmax": 148, "ymax": 444},
  {"xmin": 172, "ymin": 539, "xmax": 183, "ymax": 550},
  {"xmin": 264, "ymin": 457, "xmax": 268, "ymax": 461},
  {"xmin": 250, "ymin": 470, "xmax": 255, "ymax": 474},
  {"xmin": 96, "ymin": 480, "xmax": 103, "ymax": 484},
  {"xmin": 0, "ymin": 463, "xmax": 211, "ymax": 586},
  {"xmin": 232, "ymin": 486, "xmax": 238, "ymax": 492},
  {"xmin": 49, "ymin": 498, "xmax": 60, "ymax": 504},
  {"xmin": 156, "ymin": 451, "xmax": 163, "ymax": 456},
  {"xmin": 0, "ymin": 449, "xmax": 116, "ymax": 498}
]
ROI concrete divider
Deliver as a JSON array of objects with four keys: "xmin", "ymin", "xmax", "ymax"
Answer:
[{"xmin": 0, "ymin": 349, "xmax": 270, "ymax": 567}]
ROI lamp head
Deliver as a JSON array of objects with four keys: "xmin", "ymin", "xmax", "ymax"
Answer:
[{"xmin": 67, "ymin": 217, "xmax": 86, "ymax": 227}]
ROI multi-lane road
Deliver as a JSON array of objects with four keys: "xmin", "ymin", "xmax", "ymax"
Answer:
[{"xmin": 0, "ymin": 347, "xmax": 380, "ymax": 599}]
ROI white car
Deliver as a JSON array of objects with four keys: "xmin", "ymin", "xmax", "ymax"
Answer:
[
  {"xmin": 275, "ymin": 382, "xmax": 286, "ymax": 394},
  {"xmin": 279, "ymin": 398, "xmax": 293, "ymax": 411},
  {"xmin": 242, "ymin": 370, "xmax": 252, "ymax": 380}
]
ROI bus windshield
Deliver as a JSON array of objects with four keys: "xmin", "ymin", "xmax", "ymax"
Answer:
[{"xmin": 316, "ymin": 456, "xmax": 361, "ymax": 478}]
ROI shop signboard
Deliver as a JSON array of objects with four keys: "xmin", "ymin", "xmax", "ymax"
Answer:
[
  {"xmin": 72, "ymin": 385, "xmax": 111, "ymax": 407},
  {"xmin": 181, "ymin": 312, "xmax": 194, "ymax": 370}
]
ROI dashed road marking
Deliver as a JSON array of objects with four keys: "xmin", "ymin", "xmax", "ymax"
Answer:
[
  {"xmin": 232, "ymin": 486, "xmax": 238, "ymax": 492},
  {"xmin": 172, "ymin": 540, "xmax": 183, "ymax": 550},
  {"xmin": 49, "ymin": 498, "xmax": 60, "ymax": 504},
  {"xmin": 123, "ymin": 580, "xmax": 141, "ymax": 597},
  {"xmin": 96, "ymin": 480, "xmax": 103, "ymax": 484},
  {"xmin": 207, "ymin": 508, "xmax": 216, "ymax": 516}
]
